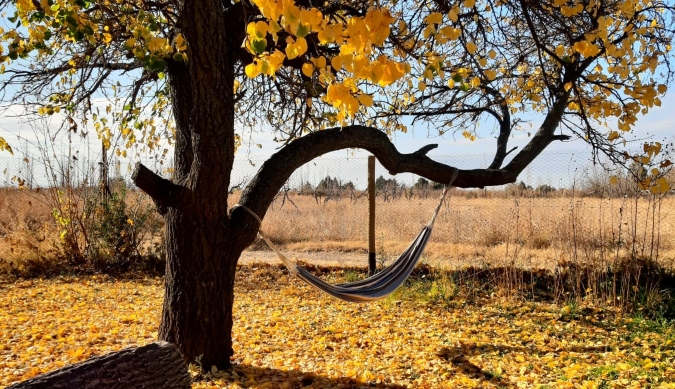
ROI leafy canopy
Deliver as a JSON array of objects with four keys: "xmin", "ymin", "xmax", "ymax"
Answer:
[{"xmin": 0, "ymin": 0, "xmax": 673, "ymax": 190}]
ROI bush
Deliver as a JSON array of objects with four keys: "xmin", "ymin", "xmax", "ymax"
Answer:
[{"xmin": 52, "ymin": 183, "xmax": 163, "ymax": 274}]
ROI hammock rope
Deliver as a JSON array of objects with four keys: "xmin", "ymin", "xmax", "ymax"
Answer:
[{"xmin": 234, "ymin": 171, "xmax": 457, "ymax": 302}]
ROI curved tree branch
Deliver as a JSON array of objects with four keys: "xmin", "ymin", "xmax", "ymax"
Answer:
[
  {"xmin": 234, "ymin": 125, "xmax": 526, "ymax": 227},
  {"xmin": 234, "ymin": 83, "xmax": 573, "ymax": 230}
]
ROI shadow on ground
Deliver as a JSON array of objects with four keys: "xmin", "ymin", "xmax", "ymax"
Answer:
[
  {"xmin": 199, "ymin": 364, "xmax": 408, "ymax": 388},
  {"xmin": 436, "ymin": 341, "xmax": 626, "ymax": 388}
]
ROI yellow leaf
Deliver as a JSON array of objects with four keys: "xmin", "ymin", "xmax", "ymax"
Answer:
[
  {"xmin": 466, "ymin": 42, "xmax": 477, "ymax": 54},
  {"xmin": 123, "ymin": 37, "xmax": 137, "ymax": 50},
  {"xmin": 424, "ymin": 12, "xmax": 443, "ymax": 25},
  {"xmin": 302, "ymin": 63, "xmax": 314, "ymax": 77},
  {"xmin": 311, "ymin": 56, "xmax": 327, "ymax": 69},
  {"xmin": 358, "ymin": 94, "xmax": 374, "ymax": 107},
  {"xmin": 439, "ymin": 26, "xmax": 461, "ymax": 40},
  {"xmin": 656, "ymin": 177, "xmax": 670, "ymax": 194},
  {"xmin": 463, "ymin": 0, "xmax": 476, "ymax": 8},
  {"xmin": 285, "ymin": 37, "xmax": 307, "ymax": 59},
  {"xmin": 247, "ymin": 21, "xmax": 269, "ymax": 39},
  {"xmin": 174, "ymin": 33, "xmax": 187, "ymax": 51},
  {"xmin": 572, "ymin": 40, "xmax": 601, "ymax": 57},
  {"xmin": 555, "ymin": 45, "xmax": 566, "ymax": 57},
  {"xmin": 448, "ymin": 9, "xmax": 458, "ymax": 22},
  {"xmin": 0, "ymin": 137, "xmax": 13, "ymax": 155},
  {"xmin": 610, "ymin": 176, "xmax": 619, "ymax": 186},
  {"xmin": 608, "ymin": 131, "xmax": 619, "ymax": 141},
  {"xmin": 568, "ymin": 101, "xmax": 580, "ymax": 111},
  {"xmin": 245, "ymin": 62, "xmax": 261, "ymax": 78},
  {"xmin": 331, "ymin": 55, "xmax": 344, "ymax": 71}
]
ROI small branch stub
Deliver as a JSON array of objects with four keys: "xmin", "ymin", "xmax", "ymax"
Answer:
[
  {"xmin": 412, "ymin": 144, "xmax": 438, "ymax": 156},
  {"xmin": 132, "ymin": 162, "xmax": 189, "ymax": 214}
]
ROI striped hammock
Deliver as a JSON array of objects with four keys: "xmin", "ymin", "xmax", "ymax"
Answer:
[{"xmin": 235, "ymin": 186, "xmax": 450, "ymax": 303}]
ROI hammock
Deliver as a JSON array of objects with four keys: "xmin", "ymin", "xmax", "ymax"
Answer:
[{"xmin": 235, "ymin": 180, "xmax": 453, "ymax": 303}]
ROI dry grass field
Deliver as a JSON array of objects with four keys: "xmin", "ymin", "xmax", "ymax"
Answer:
[
  {"xmin": 1, "ymin": 187, "xmax": 673, "ymax": 273},
  {"xmin": 251, "ymin": 191, "xmax": 675, "ymax": 271}
]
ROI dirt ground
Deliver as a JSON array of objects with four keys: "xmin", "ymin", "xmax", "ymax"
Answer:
[
  {"xmin": 239, "ymin": 250, "xmax": 367, "ymax": 267},
  {"xmin": 238, "ymin": 249, "xmax": 464, "ymax": 269}
]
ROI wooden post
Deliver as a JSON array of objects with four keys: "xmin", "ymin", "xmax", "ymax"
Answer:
[
  {"xmin": 99, "ymin": 140, "xmax": 110, "ymax": 201},
  {"xmin": 368, "ymin": 155, "xmax": 376, "ymax": 276}
]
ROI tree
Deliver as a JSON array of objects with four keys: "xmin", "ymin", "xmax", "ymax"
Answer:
[
  {"xmin": 1, "ymin": 0, "xmax": 673, "ymax": 370},
  {"xmin": 374, "ymin": 175, "xmax": 399, "ymax": 191},
  {"xmin": 415, "ymin": 177, "xmax": 431, "ymax": 189},
  {"xmin": 536, "ymin": 184, "xmax": 556, "ymax": 195},
  {"xmin": 316, "ymin": 175, "xmax": 342, "ymax": 191}
]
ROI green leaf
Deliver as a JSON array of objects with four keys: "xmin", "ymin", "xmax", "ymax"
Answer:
[
  {"xmin": 72, "ymin": 30, "xmax": 84, "ymax": 42},
  {"xmin": 296, "ymin": 24, "xmax": 311, "ymax": 38},
  {"xmin": 65, "ymin": 15, "xmax": 77, "ymax": 26},
  {"xmin": 251, "ymin": 38, "xmax": 267, "ymax": 55},
  {"xmin": 147, "ymin": 57, "xmax": 166, "ymax": 72}
]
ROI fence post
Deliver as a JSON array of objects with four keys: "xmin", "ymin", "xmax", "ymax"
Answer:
[
  {"xmin": 368, "ymin": 155, "xmax": 376, "ymax": 275},
  {"xmin": 99, "ymin": 140, "xmax": 110, "ymax": 200}
]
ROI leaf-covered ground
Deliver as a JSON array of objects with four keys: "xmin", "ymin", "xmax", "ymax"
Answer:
[{"xmin": 1, "ymin": 265, "xmax": 674, "ymax": 388}]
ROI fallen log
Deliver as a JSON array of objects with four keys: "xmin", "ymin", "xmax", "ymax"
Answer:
[{"xmin": 7, "ymin": 341, "xmax": 191, "ymax": 389}]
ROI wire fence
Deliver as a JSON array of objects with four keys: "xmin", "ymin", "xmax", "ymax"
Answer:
[{"xmin": 0, "ymin": 150, "xmax": 614, "ymax": 194}]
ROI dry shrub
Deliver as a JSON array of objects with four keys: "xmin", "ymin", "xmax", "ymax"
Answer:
[{"xmin": 0, "ymin": 186, "xmax": 163, "ymax": 277}]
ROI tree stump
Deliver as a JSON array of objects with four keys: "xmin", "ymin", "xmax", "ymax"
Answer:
[{"xmin": 7, "ymin": 341, "xmax": 191, "ymax": 389}]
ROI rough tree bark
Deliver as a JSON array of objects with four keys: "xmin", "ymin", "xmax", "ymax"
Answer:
[{"xmin": 7, "ymin": 342, "xmax": 190, "ymax": 389}]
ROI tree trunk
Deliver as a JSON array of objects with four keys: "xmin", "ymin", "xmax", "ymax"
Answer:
[
  {"xmin": 158, "ymin": 214, "xmax": 247, "ymax": 369},
  {"xmin": 7, "ymin": 342, "xmax": 190, "ymax": 389},
  {"xmin": 147, "ymin": 0, "xmax": 251, "ymax": 371}
]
